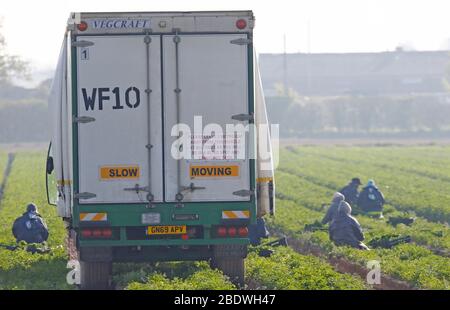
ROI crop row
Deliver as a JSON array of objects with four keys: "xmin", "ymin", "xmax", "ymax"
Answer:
[
  {"xmin": 305, "ymin": 146, "xmax": 450, "ymax": 182},
  {"xmin": 281, "ymin": 147, "xmax": 450, "ymax": 223},
  {"xmin": 114, "ymin": 261, "xmax": 236, "ymax": 290},
  {"xmin": 245, "ymin": 246, "xmax": 368, "ymax": 290},
  {"xmin": 302, "ymin": 145, "xmax": 450, "ymax": 185},
  {"xmin": 270, "ymin": 170, "xmax": 450, "ymax": 289}
]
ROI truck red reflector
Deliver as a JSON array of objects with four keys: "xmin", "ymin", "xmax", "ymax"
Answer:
[
  {"xmin": 236, "ymin": 19, "xmax": 247, "ymax": 29},
  {"xmin": 181, "ymin": 234, "xmax": 189, "ymax": 240},
  {"xmin": 77, "ymin": 21, "xmax": 88, "ymax": 31}
]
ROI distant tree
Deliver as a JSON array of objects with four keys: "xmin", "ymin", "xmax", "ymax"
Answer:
[{"xmin": 0, "ymin": 20, "xmax": 29, "ymax": 84}]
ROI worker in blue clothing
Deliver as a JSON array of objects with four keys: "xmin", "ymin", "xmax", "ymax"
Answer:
[
  {"xmin": 357, "ymin": 179, "xmax": 385, "ymax": 218},
  {"xmin": 12, "ymin": 203, "xmax": 49, "ymax": 244}
]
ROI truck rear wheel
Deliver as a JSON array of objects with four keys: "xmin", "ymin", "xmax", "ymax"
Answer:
[
  {"xmin": 211, "ymin": 245, "xmax": 247, "ymax": 287},
  {"xmin": 80, "ymin": 261, "xmax": 112, "ymax": 290}
]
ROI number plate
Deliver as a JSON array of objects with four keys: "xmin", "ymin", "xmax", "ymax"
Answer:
[{"xmin": 147, "ymin": 225, "xmax": 186, "ymax": 235}]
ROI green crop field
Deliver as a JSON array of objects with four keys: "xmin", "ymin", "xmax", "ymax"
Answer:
[{"xmin": 0, "ymin": 146, "xmax": 448, "ymax": 290}]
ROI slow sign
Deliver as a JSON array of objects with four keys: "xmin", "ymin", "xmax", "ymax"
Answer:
[{"xmin": 99, "ymin": 165, "xmax": 140, "ymax": 180}]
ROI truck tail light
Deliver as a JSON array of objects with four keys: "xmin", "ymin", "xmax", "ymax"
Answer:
[
  {"xmin": 227, "ymin": 227, "xmax": 237, "ymax": 237},
  {"xmin": 181, "ymin": 234, "xmax": 189, "ymax": 240},
  {"xmin": 81, "ymin": 228, "xmax": 113, "ymax": 239},
  {"xmin": 77, "ymin": 21, "xmax": 88, "ymax": 31},
  {"xmin": 236, "ymin": 19, "xmax": 247, "ymax": 29},
  {"xmin": 215, "ymin": 226, "xmax": 248, "ymax": 238},
  {"xmin": 217, "ymin": 227, "xmax": 227, "ymax": 237},
  {"xmin": 238, "ymin": 227, "xmax": 248, "ymax": 237},
  {"xmin": 81, "ymin": 229, "xmax": 92, "ymax": 238},
  {"xmin": 102, "ymin": 228, "xmax": 113, "ymax": 238}
]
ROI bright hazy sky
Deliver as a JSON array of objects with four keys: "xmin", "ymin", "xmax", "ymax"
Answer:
[{"xmin": 1, "ymin": 0, "xmax": 449, "ymax": 77}]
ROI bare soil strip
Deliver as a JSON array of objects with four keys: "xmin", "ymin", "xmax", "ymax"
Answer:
[{"xmin": 0, "ymin": 153, "xmax": 15, "ymax": 207}]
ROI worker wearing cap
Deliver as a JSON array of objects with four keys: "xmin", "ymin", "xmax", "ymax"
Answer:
[
  {"xmin": 339, "ymin": 177, "xmax": 362, "ymax": 207},
  {"xmin": 329, "ymin": 201, "xmax": 369, "ymax": 250},
  {"xmin": 12, "ymin": 203, "xmax": 49, "ymax": 244},
  {"xmin": 357, "ymin": 179, "xmax": 385, "ymax": 218}
]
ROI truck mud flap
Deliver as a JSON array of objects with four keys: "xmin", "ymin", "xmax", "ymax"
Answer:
[
  {"xmin": 212, "ymin": 244, "xmax": 247, "ymax": 259},
  {"xmin": 80, "ymin": 247, "xmax": 113, "ymax": 263}
]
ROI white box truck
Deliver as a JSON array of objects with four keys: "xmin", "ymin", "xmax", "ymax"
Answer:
[{"xmin": 47, "ymin": 10, "xmax": 275, "ymax": 289}]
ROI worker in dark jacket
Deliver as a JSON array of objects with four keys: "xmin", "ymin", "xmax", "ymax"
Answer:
[
  {"xmin": 329, "ymin": 201, "xmax": 369, "ymax": 250},
  {"xmin": 322, "ymin": 192, "xmax": 345, "ymax": 225},
  {"xmin": 339, "ymin": 177, "xmax": 362, "ymax": 206},
  {"xmin": 12, "ymin": 203, "xmax": 49, "ymax": 244},
  {"xmin": 357, "ymin": 179, "xmax": 385, "ymax": 218}
]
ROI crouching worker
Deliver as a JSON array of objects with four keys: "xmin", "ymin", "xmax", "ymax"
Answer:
[
  {"xmin": 357, "ymin": 179, "xmax": 385, "ymax": 218},
  {"xmin": 329, "ymin": 201, "xmax": 370, "ymax": 250},
  {"xmin": 12, "ymin": 203, "xmax": 49, "ymax": 245},
  {"xmin": 322, "ymin": 192, "xmax": 345, "ymax": 225}
]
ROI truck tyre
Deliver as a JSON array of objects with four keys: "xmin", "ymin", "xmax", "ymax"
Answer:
[
  {"xmin": 80, "ymin": 261, "xmax": 112, "ymax": 290},
  {"xmin": 211, "ymin": 245, "xmax": 247, "ymax": 287},
  {"xmin": 212, "ymin": 256, "xmax": 245, "ymax": 287}
]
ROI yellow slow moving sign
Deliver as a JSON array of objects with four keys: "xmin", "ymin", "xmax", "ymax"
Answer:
[
  {"xmin": 99, "ymin": 165, "xmax": 140, "ymax": 180},
  {"xmin": 189, "ymin": 165, "xmax": 239, "ymax": 179}
]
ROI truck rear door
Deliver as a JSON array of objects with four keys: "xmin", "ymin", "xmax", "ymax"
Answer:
[
  {"xmin": 162, "ymin": 34, "xmax": 251, "ymax": 202},
  {"xmin": 76, "ymin": 35, "xmax": 163, "ymax": 204}
]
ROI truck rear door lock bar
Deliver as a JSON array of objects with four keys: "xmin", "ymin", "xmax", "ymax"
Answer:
[
  {"xmin": 180, "ymin": 183, "xmax": 206, "ymax": 193},
  {"xmin": 123, "ymin": 184, "xmax": 149, "ymax": 193}
]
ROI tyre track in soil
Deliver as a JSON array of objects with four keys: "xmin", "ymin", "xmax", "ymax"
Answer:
[
  {"xmin": 270, "ymin": 228, "xmax": 416, "ymax": 290},
  {"xmin": 0, "ymin": 153, "xmax": 15, "ymax": 209}
]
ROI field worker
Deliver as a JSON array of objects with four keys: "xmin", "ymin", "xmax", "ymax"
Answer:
[
  {"xmin": 248, "ymin": 217, "xmax": 270, "ymax": 246},
  {"xmin": 339, "ymin": 177, "xmax": 362, "ymax": 206},
  {"xmin": 357, "ymin": 179, "xmax": 385, "ymax": 218},
  {"xmin": 329, "ymin": 201, "xmax": 370, "ymax": 250},
  {"xmin": 12, "ymin": 203, "xmax": 49, "ymax": 244},
  {"xmin": 321, "ymin": 192, "xmax": 345, "ymax": 225}
]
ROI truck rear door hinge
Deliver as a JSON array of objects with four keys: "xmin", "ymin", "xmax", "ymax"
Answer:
[
  {"xmin": 232, "ymin": 189, "xmax": 254, "ymax": 197},
  {"xmin": 230, "ymin": 38, "xmax": 252, "ymax": 45},
  {"xmin": 74, "ymin": 192, "xmax": 96, "ymax": 200},
  {"xmin": 72, "ymin": 40, "xmax": 94, "ymax": 47},
  {"xmin": 73, "ymin": 116, "xmax": 96, "ymax": 124},
  {"xmin": 231, "ymin": 113, "xmax": 254, "ymax": 122}
]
